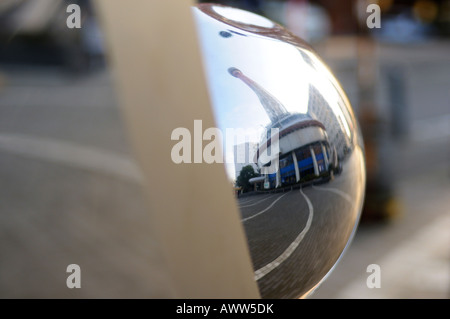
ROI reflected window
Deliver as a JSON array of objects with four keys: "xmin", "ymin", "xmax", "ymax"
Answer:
[{"xmin": 280, "ymin": 153, "xmax": 295, "ymax": 185}]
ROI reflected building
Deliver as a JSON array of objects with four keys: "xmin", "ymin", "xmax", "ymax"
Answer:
[
  {"xmin": 229, "ymin": 67, "xmax": 338, "ymax": 190},
  {"xmin": 234, "ymin": 142, "xmax": 259, "ymax": 180},
  {"xmin": 307, "ymin": 84, "xmax": 352, "ymax": 160},
  {"xmin": 228, "ymin": 67, "xmax": 288, "ymax": 124}
]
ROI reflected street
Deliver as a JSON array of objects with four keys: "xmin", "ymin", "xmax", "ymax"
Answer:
[{"xmin": 236, "ymin": 147, "xmax": 364, "ymax": 298}]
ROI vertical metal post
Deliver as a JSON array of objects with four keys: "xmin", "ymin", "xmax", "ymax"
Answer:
[
  {"xmin": 292, "ymin": 151, "xmax": 300, "ymax": 182},
  {"xmin": 310, "ymin": 146, "xmax": 319, "ymax": 176},
  {"xmin": 321, "ymin": 143, "xmax": 329, "ymax": 168},
  {"xmin": 95, "ymin": 0, "xmax": 259, "ymax": 298}
]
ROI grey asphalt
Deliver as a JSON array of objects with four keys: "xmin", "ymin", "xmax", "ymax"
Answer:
[
  {"xmin": 0, "ymin": 68, "xmax": 174, "ymax": 298},
  {"xmin": 238, "ymin": 149, "xmax": 363, "ymax": 298}
]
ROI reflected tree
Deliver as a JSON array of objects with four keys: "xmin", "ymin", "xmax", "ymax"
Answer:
[{"xmin": 236, "ymin": 165, "xmax": 259, "ymax": 193}]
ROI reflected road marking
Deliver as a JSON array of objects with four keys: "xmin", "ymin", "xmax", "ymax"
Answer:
[
  {"xmin": 254, "ymin": 188, "xmax": 313, "ymax": 281},
  {"xmin": 238, "ymin": 194, "xmax": 278, "ymax": 208},
  {"xmin": 241, "ymin": 191, "xmax": 290, "ymax": 222}
]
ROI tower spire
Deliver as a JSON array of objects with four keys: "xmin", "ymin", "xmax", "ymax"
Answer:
[{"xmin": 228, "ymin": 67, "xmax": 288, "ymax": 123}]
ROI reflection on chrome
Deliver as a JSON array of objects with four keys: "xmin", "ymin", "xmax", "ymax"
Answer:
[{"xmin": 194, "ymin": 4, "xmax": 366, "ymax": 299}]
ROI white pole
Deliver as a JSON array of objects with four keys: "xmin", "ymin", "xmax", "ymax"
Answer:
[
  {"xmin": 95, "ymin": 0, "xmax": 259, "ymax": 298},
  {"xmin": 310, "ymin": 146, "xmax": 319, "ymax": 176},
  {"xmin": 292, "ymin": 151, "xmax": 300, "ymax": 182},
  {"xmin": 321, "ymin": 143, "xmax": 329, "ymax": 169}
]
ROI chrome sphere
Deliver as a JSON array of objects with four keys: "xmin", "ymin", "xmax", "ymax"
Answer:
[{"xmin": 193, "ymin": 4, "xmax": 366, "ymax": 299}]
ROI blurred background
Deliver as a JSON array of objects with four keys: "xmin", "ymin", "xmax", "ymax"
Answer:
[{"xmin": 0, "ymin": 0, "xmax": 448, "ymax": 298}]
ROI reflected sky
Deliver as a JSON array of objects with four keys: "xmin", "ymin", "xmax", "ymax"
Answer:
[
  {"xmin": 194, "ymin": 9, "xmax": 311, "ymax": 179},
  {"xmin": 195, "ymin": 13, "xmax": 310, "ymax": 128},
  {"xmin": 194, "ymin": 9, "xmax": 309, "ymax": 177},
  {"xmin": 193, "ymin": 6, "xmax": 358, "ymax": 181}
]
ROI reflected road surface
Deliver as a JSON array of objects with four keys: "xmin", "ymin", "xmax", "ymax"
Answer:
[{"xmin": 236, "ymin": 150, "xmax": 363, "ymax": 298}]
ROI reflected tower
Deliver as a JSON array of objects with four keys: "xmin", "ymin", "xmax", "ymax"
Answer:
[
  {"xmin": 228, "ymin": 67, "xmax": 337, "ymax": 189},
  {"xmin": 228, "ymin": 67, "xmax": 289, "ymax": 124}
]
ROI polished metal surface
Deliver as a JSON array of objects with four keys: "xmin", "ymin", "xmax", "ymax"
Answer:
[{"xmin": 193, "ymin": 4, "xmax": 366, "ymax": 299}]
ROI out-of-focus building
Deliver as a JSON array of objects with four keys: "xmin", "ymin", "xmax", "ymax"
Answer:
[{"xmin": 0, "ymin": 0, "xmax": 104, "ymax": 71}]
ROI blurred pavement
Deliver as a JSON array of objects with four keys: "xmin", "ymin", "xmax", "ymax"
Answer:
[
  {"xmin": 0, "ymin": 67, "xmax": 174, "ymax": 298},
  {"xmin": 311, "ymin": 37, "xmax": 450, "ymax": 299}
]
